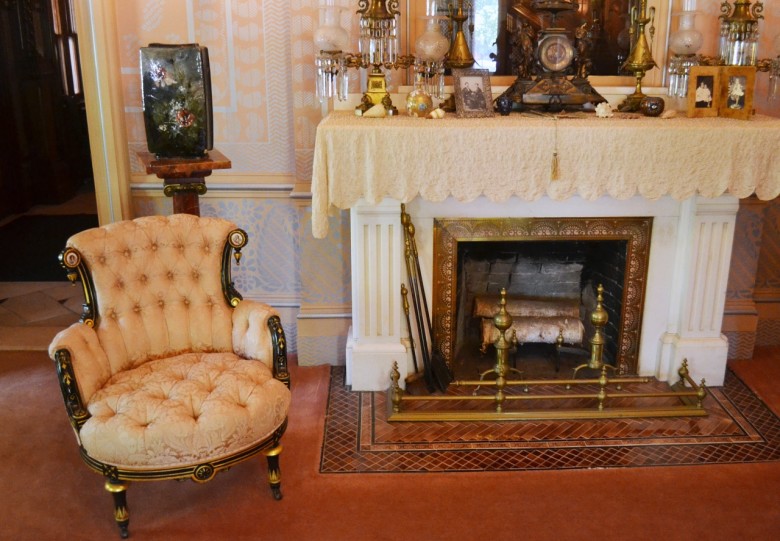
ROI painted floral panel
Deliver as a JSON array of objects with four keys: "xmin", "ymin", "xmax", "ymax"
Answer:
[{"xmin": 140, "ymin": 44, "xmax": 213, "ymax": 158}]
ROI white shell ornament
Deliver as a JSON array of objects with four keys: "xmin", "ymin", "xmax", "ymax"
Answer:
[
  {"xmin": 595, "ymin": 103, "xmax": 613, "ymax": 118},
  {"xmin": 427, "ymin": 108, "xmax": 445, "ymax": 119},
  {"xmin": 361, "ymin": 103, "xmax": 387, "ymax": 118}
]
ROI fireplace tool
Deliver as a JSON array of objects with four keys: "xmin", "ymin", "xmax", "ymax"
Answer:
[
  {"xmin": 401, "ymin": 283, "xmax": 433, "ymax": 394},
  {"xmin": 401, "ymin": 205, "xmax": 452, "ymax": 393}
]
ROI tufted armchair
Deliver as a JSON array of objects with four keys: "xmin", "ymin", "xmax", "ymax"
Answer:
[{"xmin": 48, "ymin": 214, "xmax": 291, "ymax": 538}]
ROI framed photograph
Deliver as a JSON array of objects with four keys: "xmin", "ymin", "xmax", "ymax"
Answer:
[
  {"xmin": 687, "ymin": 66, "xmax": 720, "ymax": 118},
  {"xmin": 453, "ymin": 69, "xmax": 494, "ymax": 118},
  {"xmin": 719, "ymin": 66, "xmax": 755, "ymax": 120}
]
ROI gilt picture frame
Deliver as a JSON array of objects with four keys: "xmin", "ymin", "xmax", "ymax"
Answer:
[
  {"xmin": 719, "ymin": 66, "xmax": 755, "ymax": 121},
  {"xmin": 453, "ymin": 69, "xmax": 494, "ymax": 118},
  {"xmin": 687, "ymin": 66, "xmax": 720, "ymax": 118}
]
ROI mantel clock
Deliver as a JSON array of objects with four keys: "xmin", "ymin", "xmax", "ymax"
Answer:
[{"xmin": 498, "ymin": 0, "xmax": 605, "ymax": 112}]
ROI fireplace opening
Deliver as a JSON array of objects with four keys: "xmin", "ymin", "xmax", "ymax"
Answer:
[
  {"xmin": 432, "ymin": 217, "xmax": 652, "ymax": 379},
  {"xmin": 453, "ymin": 239, "xmax": 627, "ymax": 379}
]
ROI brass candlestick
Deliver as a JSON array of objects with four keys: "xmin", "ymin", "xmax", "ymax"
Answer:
[{"xmin": 619, "ymin": 0, "xmax": 657, "ymax": 112}]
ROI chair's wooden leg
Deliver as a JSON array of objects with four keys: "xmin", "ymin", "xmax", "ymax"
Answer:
[
  {"xmin": 104, "ymin": 480, "xmax": 130, "ymax": 538},
  {"xmin": 263, "ymin": 444, "xmax": 283, "ymax": 500}
]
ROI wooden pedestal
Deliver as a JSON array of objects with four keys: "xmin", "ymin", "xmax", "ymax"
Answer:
[{"xmin": 138, "ymin": 149, "xmax": 231, "ymax": 215}]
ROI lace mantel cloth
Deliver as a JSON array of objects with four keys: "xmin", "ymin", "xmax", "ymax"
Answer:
[{"xmin": 311, "ymin": 111, "xmax": 780, "ymax": 238}]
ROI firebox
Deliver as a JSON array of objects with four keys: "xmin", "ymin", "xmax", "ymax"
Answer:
[{"xmin": 432, "ymin": 217, "xmax": 653, "ymax": 376}]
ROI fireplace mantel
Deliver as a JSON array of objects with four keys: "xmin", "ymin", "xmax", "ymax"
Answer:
[
  {"xmin": 312, "ymin": 111, "xmax": 780, "ymax": 239},
  {"xmin": 311, "ymin": 111, "xmax": 780, "ymax": 391}
]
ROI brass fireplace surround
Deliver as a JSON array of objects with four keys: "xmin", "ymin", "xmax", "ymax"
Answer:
[{"xmin": 432, "ymin": 217, "xmax": 653, "ymax": 375}]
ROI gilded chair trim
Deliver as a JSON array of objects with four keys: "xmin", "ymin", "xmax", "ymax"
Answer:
[
  {"xmin": 53, "ymin": 349, "xmax": 91, "ymax": 431},
  {"xmin": 59, "ymin": 247, "xmax": 98, "ymax": 327},
  {"xmin": 268, "ymin": 315, "xmax": 290, "ymax": 388},
  {"xmin": 222, "ymin": 228, "xmax": 247, "ymax": 307},
  {"xmin": 79, "ymin": 420, "xmax": 287, "ymax": 483}
]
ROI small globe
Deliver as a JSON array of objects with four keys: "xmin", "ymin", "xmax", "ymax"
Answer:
[{"xmin": 406, "ymin": 90, "xmax": 433, "ymax": 118}]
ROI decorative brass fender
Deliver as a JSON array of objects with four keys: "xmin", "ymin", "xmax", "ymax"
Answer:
[{"xmin": 388, "ymin": 288, "xmax": 708, "ymax": 422}]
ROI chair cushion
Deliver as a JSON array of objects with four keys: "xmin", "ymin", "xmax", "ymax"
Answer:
[{"xmin": 80, "ymin": 352, "xmax": 291, "ymax": 469}]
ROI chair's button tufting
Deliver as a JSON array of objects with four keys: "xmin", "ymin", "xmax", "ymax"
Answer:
[
  {"xmin": 158, "ymin": 299, "xmax": 165, "ymax": 308},
  {"xmin": 97, "ymin": 254, "xmax": 106, "ymax": 264},
  {"xmin": 183, "ymin": 298, "xmax": 190, "ymax": 306},
  {"xmin": 166, "ymin": 270, "xmax": 174, "ymax": 280},
  {"xmin": 139, "ymin": 274, "xmax": 148, "ymax": 284},
  {"xmin": 133, "ymin": 304, "xmax": 141, "ymax": 314},
  {"xmin": 115, "ymin": 279, "xmax": 124, "ymax": 290},
  {"xmin": 123, "ymin": 248, "xmax": 131, "ymax": 258},
  {"xmin": 151, "ymin": 242, "xmax": 158, "ymax": 251},
  {"xmin": 192, "ymin": 270, "xmax": 200, "ymax": 280}
]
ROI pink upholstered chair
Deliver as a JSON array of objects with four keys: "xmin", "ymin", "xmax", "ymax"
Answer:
[{"xmin": 48, "ymin": 214, "xmax": 291, "ymax": 538}]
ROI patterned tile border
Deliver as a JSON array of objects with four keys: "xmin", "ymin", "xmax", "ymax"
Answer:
[{"xmin": 320, "ymin": 368, "xmax": 780, "ymax": 473}]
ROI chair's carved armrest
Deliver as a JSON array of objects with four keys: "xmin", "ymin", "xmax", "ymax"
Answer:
[
  {"xmin": 232, "ymin": 300, "xmax": 290, "ymax": 388},
  {"xmin": 48, "ymin": 324, "xmax": 111, "ymax": 433}
]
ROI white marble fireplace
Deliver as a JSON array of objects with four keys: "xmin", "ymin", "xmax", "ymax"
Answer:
[
  {"xmin": 345, "ymin": 194, "xmax": 738, "ymax": 391},
  {"xmin": 311, "ymin": 111, "xmax": 780, "ymax": 392}
]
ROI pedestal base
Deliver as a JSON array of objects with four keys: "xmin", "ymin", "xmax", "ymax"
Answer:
[
  {"xmin": 660, "ymin": 334, "xmax": 729, "ymax": 386},
  {"xmin": 346, "ymin": 327, "xmax": 408, "ymax": 391}
]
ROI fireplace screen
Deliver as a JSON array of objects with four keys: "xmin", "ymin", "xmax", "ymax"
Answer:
[{"xmin": 432, "ymin": 217, "xmax": 653, "ymax": 375}]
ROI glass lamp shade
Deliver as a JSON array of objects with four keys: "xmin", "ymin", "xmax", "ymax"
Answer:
[
  {"xmin": 314, "ymin": 7, "xmax": 349, "ymax": 103},
  {"xmin": 415, "ymin": 16, "xmax": 449, "ymax": 62},
  {"xmin": 669, "ymin": 11, "xmax": 703, "ymax": 56},
  {"xmin": 314, "ymin": 7, "xmax": 349, "ymax": 53},
  {"xmin": 667, "ymin": 10, "xmax": 703, "ymax": 98}
]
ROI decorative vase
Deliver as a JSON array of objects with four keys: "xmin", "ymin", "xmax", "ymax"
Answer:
[
  {"xmin": 140, "ymin": 44, "xmax": 213, "ymax": 158},
  {"xmin": 639, "ymin": 96, "xmax": 665, "ymax": 117},
  {"xmin": 406, "ymin": 87, "xmax": 434, "ymax": 118},
  {"xmin": 495, "ymin": 95, "xmax": 513, "ymax": 116},
  {"xmin": 406, "ymin": 74, "xmax": 434, "ymax": 118}
]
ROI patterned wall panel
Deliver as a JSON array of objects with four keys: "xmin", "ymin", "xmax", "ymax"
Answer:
[
  {"xmin": 725, "ymin": 198, "xmax": 766, "ymax": 301},
  {"xmin": 199, "ymin": 198, "xmax": 300, "ymax": 299},
  {"xmin": 290, "ymin": 0, "xmax": 323, "ymax": 184},
  {"xmin": 756, "ymin": 200, "xmax": 780, "ymax": 290},
  {"xmin": 299, "ymin": 207, "xmax": 351, "ymax": 306},
  {"xmin": 723, "ymin": 330, "xmax": 757, "ymax": 361},
  {"xmin": 297, "ymin": 334, "xmax": 348, "ymax": 366}
]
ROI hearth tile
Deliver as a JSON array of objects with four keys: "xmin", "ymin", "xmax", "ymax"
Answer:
[{"xmin": 321, "ymin": 367, "xmax": 780, "ymax": 473}]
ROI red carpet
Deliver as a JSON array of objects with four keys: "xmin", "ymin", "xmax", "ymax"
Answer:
[{"xmin": 1, "ymin": 350, "xmax": 779, "ymax": 540}]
